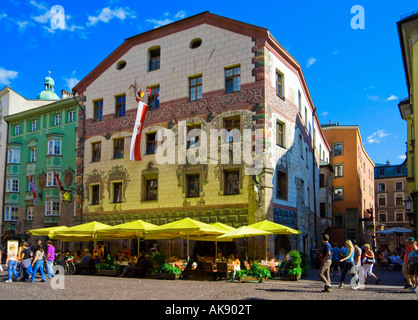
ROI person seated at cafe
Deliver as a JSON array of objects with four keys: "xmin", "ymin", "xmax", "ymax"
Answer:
[
  {"xmin": 119, "ymin": 251, "xmax": 145, "ymax": 277},
  {"xmin": 215, "ymin": 252, "xmax": 226, "ymax": 262},
  {"xmin": 122, "ymin": 246, "xmax": 131, "ymax": 257},
  {"xmin": 82, "ymin": 249, "xmax": 91, "ymax": 263}
]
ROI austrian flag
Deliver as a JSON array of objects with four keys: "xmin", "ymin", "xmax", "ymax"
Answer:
[
  {"xmin": 27, "ymin": 175, "xmax": 37, "ymax": 205},
  {"xmin": 130, "ymin": 92, "xmax": 148, "ymax": 161}
]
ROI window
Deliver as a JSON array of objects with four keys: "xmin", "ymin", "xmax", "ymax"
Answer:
[
  {"xmin": 319, "ymin": 174, "xmax": 325, "ymax": 188},
  {"xmin": 27, "ymin": 207, "xmax": 34, "ymax": 221},
  {"xmin": 320, "ymin": 203, "xmax": 326, "ymax": 218},
  {"xmin": 224, "ymin": 170, "xmax": 240, "ymax": 195},
  {"xmin": 334, "ymin": 164, "xmax": 344, "ymax": 178},
  {"xmin": 395, "ymin": 195, "xmax": 404, "ymax": 206},
  {"xmin": 395, "ymin": 181, "xmax": 403, "ymax": 191},
  {"xmin": 31, "ymin": 120, "xmax": 37, "ymax": 131},
  {"xmin": 189, "ymin": 75, "xmax": 202, "ymax": 101},
  {"xmin": 186, "ymin": 124, "xmax": 201, "ymax": 149},
  {"xmin": 113, "ymin": 138, "xmax": 124, "ymax": 159},
  {"xmin": 224, "ymin": 117, "xmax": 240, "ymax": 143},
  {"xmin": 47, "ymin": 172, "xmax": 59, "ymax": 187},
  {"xmin": 145, "ymin": 179, "xmax": 158, "ymax": 200},
  {"xmin": 378, "ymin": 195, "xmax": 386, "ymax": 207},
  {"xmin": 94, "ymin": 99, "xmax": 103, "ymax": 121},
  {"xmin": 333, "ymin": 142, "xmax": 343, "ymax": 156},
  {"xmin": 146, "ymin": 132, "xmax": 157, "ymax": 155},
  {"xmin": 186, "ymin": 174, "xmax": 200, "ymax": 198},
  {"xmin": 30, "ymin": 148, "xmax": 36, "ymax": 162},
  {"xmin": 4, "ymin": 207, "xmax": 18, "ymax": 221},
  {"xmin": 14, "ymin": 125, "xmax": 20, "ymax": 136},
  {"xmin": 54, "ymin": 114, "xmax": 61, "ymax": 126},
  {"xmin": 378, "ymin": 183, "xmax": 386, "ymax": 192},
  {"xmin": 276, "ymin": 171, "xmax": 288, "ymax": 200},
  {"xmin": 276, "ymin": 70, "xmax": 284, "ymax": 98},
  {"xmin": 334, "ymin": 214, "xmax": 344, "ymax": 228},
  {"xmin": 333, "ymin": 187, "xmax": 344, "ymax": 201},
  {"xmin": 7, "ymin": 149, "xmax": 20, "ymax": 164},
  {"xmin": 115, "ymin": 95, "xmax": 126, "ymax": 117},
  {"xmin": 298, "ymin": 90, "xmax": 302, "ymax": 114},
  {"xmin": 92, "ymin": 142, "xmax": 101, "ymax": 162},
  {"xmin": 149, "ymin": 47, "xmax": 160, "ymax": 71},
  {"xmin": 378, "ymin": 211, "xmax": 387, "ymax": 222},
  {"xmin": 113, "ymin": 182, "xmax": 123, "ymax": 203},
  {"xmin": 91, "ymin": 185, "xmax": 100, "ymax": 205},
  {"xmin": 6, "ymin": 178, "xmax": 19, "ymax": 192},
  {"xmin": 276, "ymin": 121, "xmax": 285, "ymax": 147},
  {"xmin": 147, "ymin": 85, "xmax": 160, "ymax": 109},
  {"xmin": 225, "ymin": 66, "xmax": 241, "ymax": 93},
  {"xmin": 45, "ymin": 201, "xmax": 60, "ymax": 216},
  {"xmin": 47, "ymin": 140, "xmax": 61, "ymax": 155},
  {"xmin": 68, "ymin": 110, "xmax": 75, "ymax": 122},
  {"xmin": 395, "ymin": 211, "xmax": 404, "ymax": 222}
]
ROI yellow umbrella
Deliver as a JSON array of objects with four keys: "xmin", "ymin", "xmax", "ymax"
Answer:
[
  {"xmin": 248, "ymin": 220, "xmax": 301, "ymax": 260},
  {"xmin": 217, "ymin": 226, "xmax": 272, "ymax": 261},
  {"xmin": 49, "ymin": 221, "xmax": 111, "ymax": 242},
  {"xmin": 28, "ymin": 226, "xmax": 68, "ymax": 236},
  {"xmin": 147, "ymin": 218, "xmax": 225, "ymax": 260},
  {"xmin": 96, "ymin": 220, "xmax": 158, "ymax": 253}
]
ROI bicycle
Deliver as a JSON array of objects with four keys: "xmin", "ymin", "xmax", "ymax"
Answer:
[{"xmin": 53, "ymin": 254, "xmax": 76, "ymax": 275}]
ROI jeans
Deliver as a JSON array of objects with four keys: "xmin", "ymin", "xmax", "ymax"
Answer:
[
  {"xmin": 7, "ymin": 260, "xmax": 19, "ymax": 281},
  {"xmin": 46, "ymin": 260, "xmax": 54, "ymax": 278},
  {"xmin": 30, "ymin": 260, "xmax": 46, "ymax": 282}
]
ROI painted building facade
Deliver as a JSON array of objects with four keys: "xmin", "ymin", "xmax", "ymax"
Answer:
[
  {"xmin": 374, "ymin": 161, "xmax": 410, "ymax": 251},
  {"xmin": 2, "ymin": 77, "xmax": 79, "ymax": 236},
  {"xmin": 73, "ymin": 12, "xmax": 330, "ymax": 259},
  {"xmin": 322, "ymin": 124, "xmax": 375, "ymax": 248},
  {"xmin": 398, "ymin": 12, "xmax": 418, "ymax": 238}
]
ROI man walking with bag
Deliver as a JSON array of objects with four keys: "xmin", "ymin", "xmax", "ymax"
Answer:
[
  {"xmin": 318, "ymin": 234, "xmax": 332, "ymax": 292},
  {"xmin": 45, "ymin": 240, "xmax": 55, "ymax": 279}
]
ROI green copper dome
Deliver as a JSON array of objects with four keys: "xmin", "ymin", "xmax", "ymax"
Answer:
[{"xmin": 37, "ymin": 74, "xmax": 60, "ymax": 100}]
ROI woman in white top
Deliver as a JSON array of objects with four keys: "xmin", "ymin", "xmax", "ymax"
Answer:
[
  {"xmin": 30, "ymin": 245, "xmax": 46, "ymax": 282},
  {"xmin": 363, "ymin": 243, "xmax": 380, "ymax": 284},
  {"xmin": 5, "ymin": 243, "xmax": 20, "ymax": 282}
]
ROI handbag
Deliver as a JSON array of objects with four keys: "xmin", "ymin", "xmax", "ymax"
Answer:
[{"xmin": 21, "ymin": 259, "xmax": 31, "ymax": 268}]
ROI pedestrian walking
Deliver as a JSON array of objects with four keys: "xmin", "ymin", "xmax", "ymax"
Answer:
[
  {"xmin": 403, "ymin": 237, "xmax": 415, "ymax": 289},
  {"xmin": 330, "ymin": 243, "xmax": 341, "ymax": 276},
  {"xmin": 351, "ymin": 240, "xmax": 362, "ymax": 289},
  {"xmin": 18, "ymin": 242, "xmax": 32, "ymax": 282},
  {"xmin": 5, "ymin": 242, "xmax": 20, "ymax": 282},
  {"xmin": 407, "ymin": 241, "xmax": 418, "ymax": 293},
  {"xmin": 362, "ymin": 243, "xmax": 379, "ymax": 284},
  {"xmin": 45, "ymin": 240, "xmax": 55, "ymax": 279},
  {"xmin": 318, "ymin": 234, "xmax": 332, "ymax": 292},
  {"xmin": 338, "ymin": 239, "xmax": 356, "ymax": 289},
  {"xmin": 30, "ymin": 245, "xmax": 46, "ymax": 283}
]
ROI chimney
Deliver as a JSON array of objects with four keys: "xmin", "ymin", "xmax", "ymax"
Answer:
[{"xmin": 61, "ymin": 89, "xmax": 72, "ymax": 99}]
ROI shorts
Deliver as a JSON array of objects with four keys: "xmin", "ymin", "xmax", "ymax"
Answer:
[
  {"xmin": 403, "ymin": 262, "xmax": 409, "ymax": 273},
  {"xmin": 408, "ymin": 262, "xmax": 418, "ymax": 276}
]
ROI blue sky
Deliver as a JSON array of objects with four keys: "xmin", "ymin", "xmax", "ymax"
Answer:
[{"xmin": 0, "ymin": 0, "xmax": 416, "ymax": 165}]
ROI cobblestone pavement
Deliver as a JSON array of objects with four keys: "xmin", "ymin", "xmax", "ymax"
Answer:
[{"xmin": 0, "ymin": 265, "xmax": 415, "ymax": 302}]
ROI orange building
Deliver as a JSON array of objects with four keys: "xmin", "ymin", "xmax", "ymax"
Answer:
[{"xmin": 322, "ymin": 124, "xmax": 375, "ymax": 248}]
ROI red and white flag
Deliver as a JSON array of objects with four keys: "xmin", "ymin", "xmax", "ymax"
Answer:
[{"xmin": 130, "ymin": 92, "xmax": 148, "ymax": 161}]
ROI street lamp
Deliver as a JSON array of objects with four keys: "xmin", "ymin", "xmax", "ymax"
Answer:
[{"xmin": 403, "ymin": 198, "xmax": 414, "ymax": 227}]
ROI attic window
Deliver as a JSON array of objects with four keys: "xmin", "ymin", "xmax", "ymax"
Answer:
[
  {"xmin": 116, "ymin": 60, "xmax": 126, "ymax": 70},
  {"xmin": 189, "ymin": 38, "xmax": 202, "ymax": 49}
]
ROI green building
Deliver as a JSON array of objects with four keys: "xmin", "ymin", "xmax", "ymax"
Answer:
[{"xmin": 3, "ymin": 77, "xmax": 79, "ymax": 236}]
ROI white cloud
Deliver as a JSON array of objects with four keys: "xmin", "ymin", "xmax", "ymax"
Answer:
[
  {"xmin": 0, "ymin": 12, "xmax": 7, "ymax": 20},
  {"xmin": 385, "ymin": 94, "xmax": 398, "ymax": 101},
  {"xmin": 306, "ymin": 57, "xmax": 316, "ymax": 68},
  {"xmin": 87, "ymin": 7, "xmax": 136, "ymax": 26},
  {"xmin": 398, "ymin": 155, "xmax": 406, "ymax": 160},
  {"xmin": 367, "ymin": 94, "xmax": 379, "ymax": 101},
  {"xmin": 367, "ymin": 130, "xmax": 389, "ymax": 144},
  {"xmin": 320, "ymin": 111, "xmax": 329, "ymax": 117},
  {"xmin": 0, "ymin": 67, "xmax": 18, "ymax": 86},
  {"xmin": 146, "ymin": 10, "xmax": 187, "ymax": 28},
  {"xmin": 64, "ymin": 77, "xmax": 79, "ymax": 91}
]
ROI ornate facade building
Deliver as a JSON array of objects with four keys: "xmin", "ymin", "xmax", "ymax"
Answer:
[{"xmin": 73, "ymin": 12, "xmax": 330, "ymax": 259}]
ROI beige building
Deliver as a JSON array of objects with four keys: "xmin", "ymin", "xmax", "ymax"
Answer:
[{"xmin": 73, "ymin": 12, "xmax": 330, "ymax": 259}]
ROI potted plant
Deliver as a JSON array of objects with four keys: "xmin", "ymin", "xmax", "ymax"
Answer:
[
  {"xmin": 237, "ymin": 262, "xmax": 271, "ymax": 283},
  {"xmin": 150, "ymin": 252, "xmax": 182, "ymax": 279},
  {"xmin": 96, "ymin": 254, "xmax": 122, "ymax": 276},
  {"xmin": 286, "ymin": 250, "xmax": 302, "ymax": 281}
]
